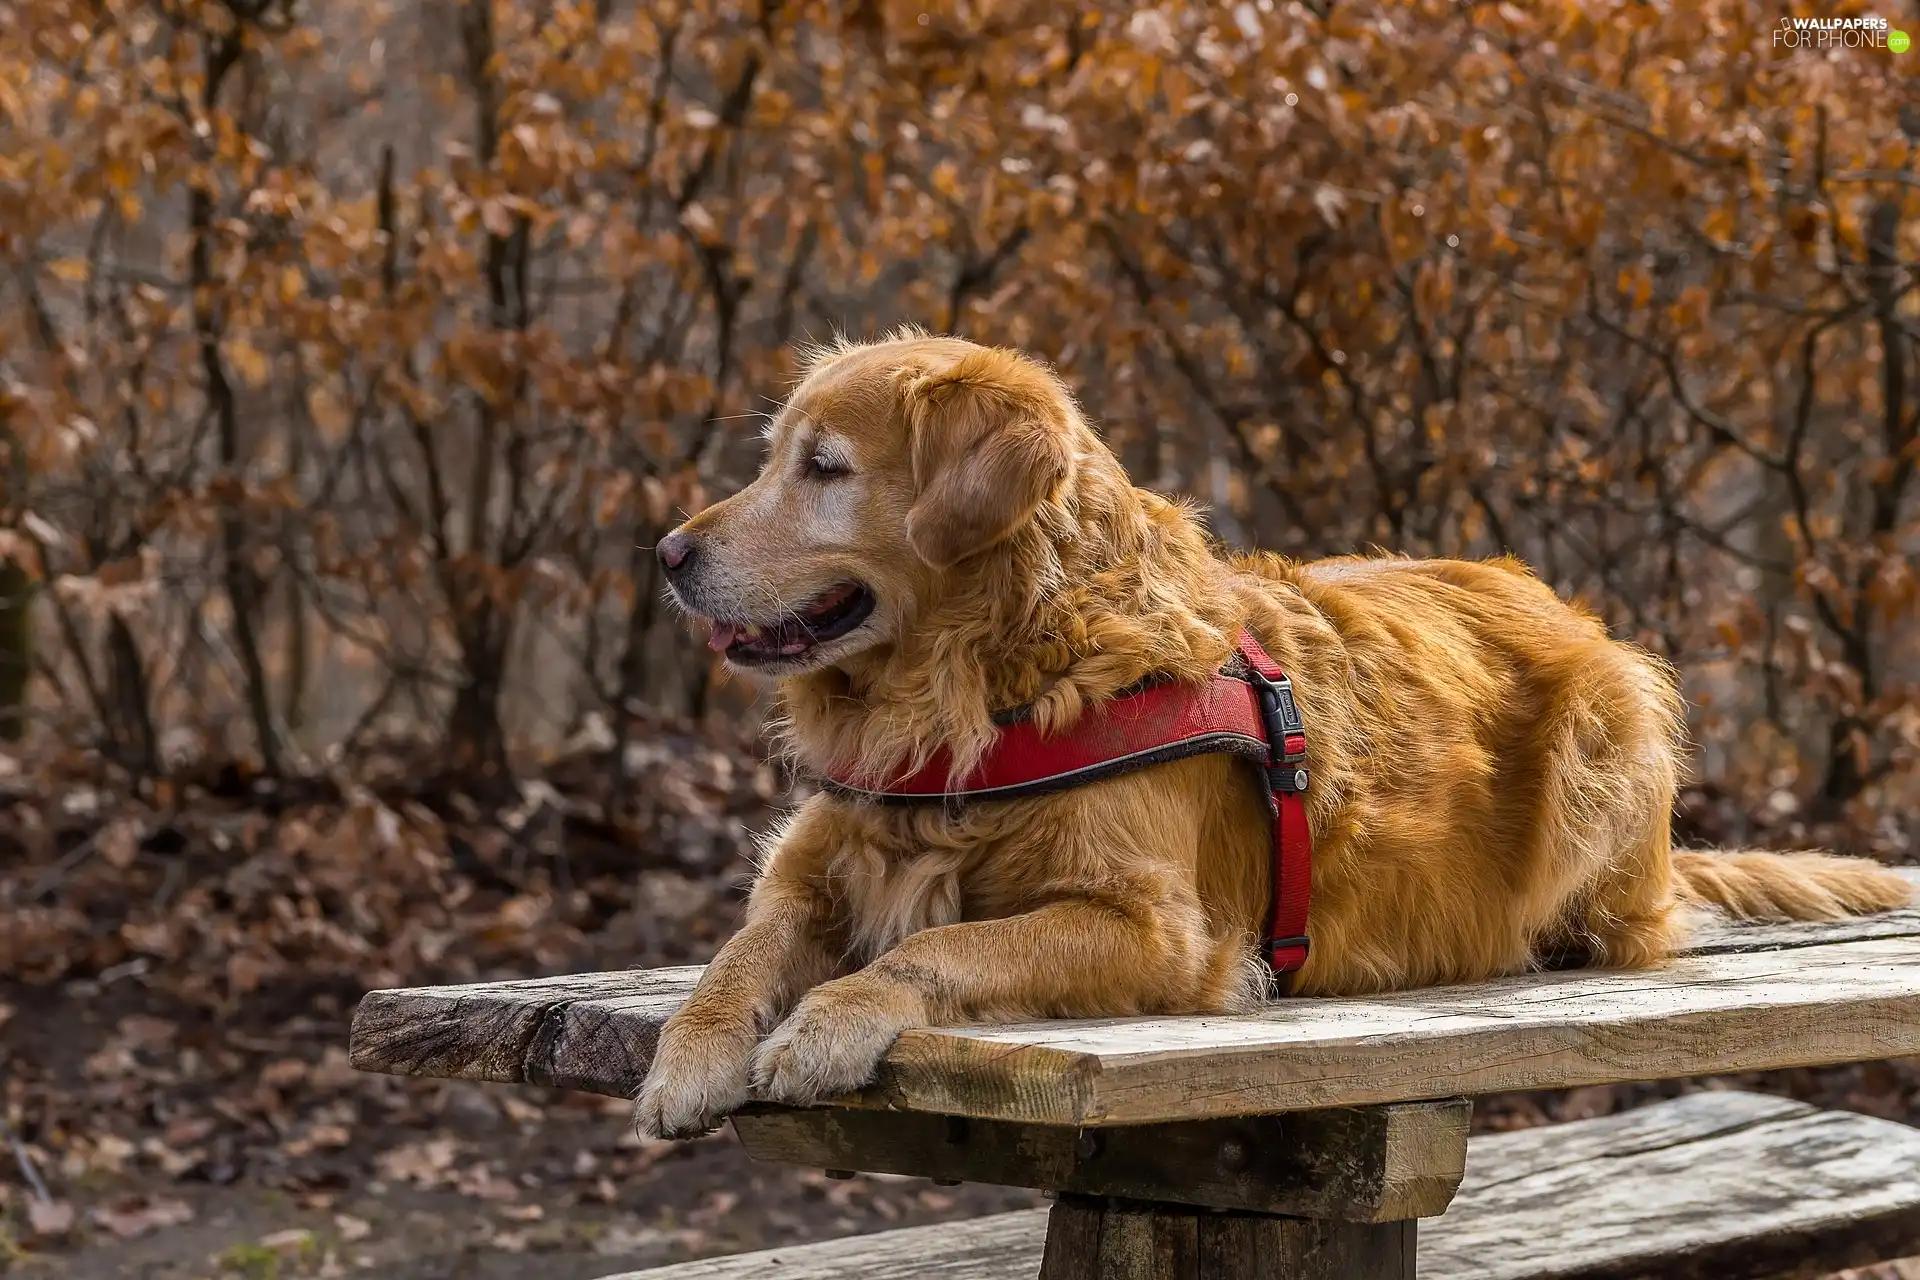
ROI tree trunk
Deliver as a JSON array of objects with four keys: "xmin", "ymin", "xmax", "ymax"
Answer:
[
  {"xmin": 0, "ymin": 559, "xmax": 30, "ymax": 742},
  {"xmin": 105, "ymin": 611, "xmax": 157, "ymax": 774},
  {"xmin": 447, "ymin": 604, "xmax": 511, "ymax": 787}
]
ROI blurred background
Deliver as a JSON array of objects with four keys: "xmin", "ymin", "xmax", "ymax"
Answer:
[{"xmin": 0, "ymin": 0, "xmax": 1915, "ymax": 1276}]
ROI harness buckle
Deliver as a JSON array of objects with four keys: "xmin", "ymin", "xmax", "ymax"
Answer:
[
  {"xmin": 1267, "ymin": 932, "xmax": 1313, "ymax": 971},
  {"xmin": 1242, "ymin": 666, "xmax": 1307, "ymax": 765},
  {"xmin": 1267, "ymin": 763, "xmax": 1310, "ymax": 794}
]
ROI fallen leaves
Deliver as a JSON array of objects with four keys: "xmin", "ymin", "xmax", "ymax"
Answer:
[
  {"xmin": 260, "ymin": 1058, "xmax": 309, "ymax": 1091},
  {"xmin": 58, "ymin": 1133, "xmax": 137, "ymax": 1178},
  {"xmin": 1, "ymin": 725, "xmax": 779, "ymax": 1008},
  {"xmin": 0, "ymin": 723, "xmax": 806, "ymax": 1274},
  {"xmin": 365, "ymin": 1130, "xmax": 535, "ymax": 1205},
  {"xmin": 164, "ymin": 1116, "xmax": 218, "ymax": 1148},
  {"xmin": 97, "ymin": 818, "xmax": 143, "ymax": 870},
  {"xmin": 591, "ymin": 1222, "xmax": 676, "ymax": 1256},
  {"xmin": 373, "ymin": 1137, "xmax": 461, "ymax": 1189},
  {"xmin": 0, "ymin": 698, "xmax": 1900, "ymax": 1280},
  {"xmin": 141, "ymin": 1136, "xmax": 201, "ymax": 1178},
  {"xmin": 1834, "ymin": 1261, "xmax": 1920, "ymax": 1280},
  {"xmin": 12, "ymin": 1182, "xmax": 191, "ymax": 1250},
  {"xmin": 281, "ymin": 1124, "xmax": 352, "ymax": 1160},
  {"xmin": 455, "ymin": 1165, "xmax": 524, "ymax": 1204},
  {"xmin": 215, "ymin": 1229, "xmax": 323, "ymax": 1278},
  {"xmin": 91, "ymin": 1192, "xmax": 195, "ymax": 1239},
  {"xmin": 25, "ymin": 1197, "xmax": 76, "ymax": 1241},
  {"xmin": 255, "ymin": 1227, "xmax": 317, "ymax": 1256},
  {"xmin": 499, "ymin": 1094, "xmax": 544, "ymax": 1126},
  {"xmin": 687, "ymin": 1189, "xmax": 739, "ymax": 1227}
]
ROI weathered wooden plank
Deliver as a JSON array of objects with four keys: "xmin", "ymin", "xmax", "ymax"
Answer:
[
  {"xmin": 873, "ymin": 936, "xmax": 1920, "ymax": 1125},
  {"xmin": 521, "ymin": 989, "xmax": 691, "ymax": 1093},
  {"xmin": 353, "ymin": 934, "xmax": 1920, "ymax": 1124},
  {"xmin": 1681, "ymin": 867, "xmax": 1920, "ymax": 954},
  {"xmin": 1193, "ymin": 1212, "xmax": 1414, "ymax": 1280},
  {"xmin": 599, "ymin": 1093, "xmax": 1920, "ymax": 1280},
  {"xmin": 1425, "ymin": 1089, "xmax": 1920, "ymax": 1279},
  {"xmin": 348, "ymin": 871, "xmax": 1920, "ymax": 1122},
  {"xmin": 1038, "ymin": 1197, "xmax": 1102, "ymax": 1279},
  {"xmin": 347, "ymin": 967, "xmax": 698, "ymax": 1087},
  {"xmin": 729, "ymin": 1099, "xmax": 1470, "ymax": 1221},
  {"xmin": 604, "ymin": 1209, "xmax": 1051, "ymax": 1279},
  {"xmin": 1074, "ymin": 1198, "xmax": 1189, "ymax": 1280}
]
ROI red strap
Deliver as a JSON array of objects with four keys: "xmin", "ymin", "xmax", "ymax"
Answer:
[
  {"xmin": 826, "ymin": 677, "xmax": 1268, "ymax": 802},
  {"xmin": 822, "ymin": 631, "xmax": 1313, "ymax": 982},
  {"xmin": 1234, "ymin": 632, "xmax": 1312, "ymax": 978}
]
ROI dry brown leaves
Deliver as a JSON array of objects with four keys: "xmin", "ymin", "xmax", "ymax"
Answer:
[{"xmin": 0, "ymin": 725, "xmax": 789, "ymax": 1263}]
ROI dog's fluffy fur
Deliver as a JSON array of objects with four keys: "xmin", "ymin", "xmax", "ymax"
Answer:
[{"xmin": 633, "ymin": 331, "xmax": 1911, "ymax": 1138}]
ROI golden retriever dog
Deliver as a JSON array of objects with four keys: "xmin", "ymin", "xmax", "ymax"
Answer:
[{"xmin": 632, "ymin": 329, "xmax": 1910, "ymax": 1139}]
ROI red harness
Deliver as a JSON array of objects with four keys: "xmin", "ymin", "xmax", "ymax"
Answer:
[{"xmin": 820, "ymin": 631, "xmax": 1313, "ymax": 987}]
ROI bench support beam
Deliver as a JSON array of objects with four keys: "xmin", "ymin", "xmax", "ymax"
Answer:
[
  {"xmin": 731, "ymin": 1098, "xmax": 1470, "ymax": 1222},
  {"xmin": 734, "ymin": 1101, "xmax": 1464, "ymax": 1279},
  {"xmin": 1038, "ymin": 1196, "xmax": 1415, "ymax": 1280}
]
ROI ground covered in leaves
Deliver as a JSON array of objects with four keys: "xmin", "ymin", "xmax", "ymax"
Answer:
[{"xmin": 2, "ymin": 724, "xmax": 1918, "ymax": 1278}]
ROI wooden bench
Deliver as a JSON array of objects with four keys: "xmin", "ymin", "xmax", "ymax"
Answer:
[
  {"xmin": 597, "ymin": 1091, "xmax": 1920, "ymax": 1280},
  {"xmin": 349, "ymin": 868, "xmax": 1920, "ymax": 1279}
]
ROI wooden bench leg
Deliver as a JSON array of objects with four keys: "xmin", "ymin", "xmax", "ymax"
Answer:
[
  {"xmin": 1038, "ymin": 1195, "xmax": 1416, "ymax": 1280},
  {"xmin": 733, "ymin": 1101, "xmax": 1456, "ymax": 1278}
]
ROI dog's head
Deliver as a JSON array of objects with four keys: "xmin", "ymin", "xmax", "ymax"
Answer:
[{"xmin": 657, "ymin": 333, "xmax": 1080, "ymax": 676}]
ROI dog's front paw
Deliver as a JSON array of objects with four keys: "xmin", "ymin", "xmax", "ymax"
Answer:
[
  {"xmin": 750, "ymin": 982, "xmax": 917, "ymax": 1106},
  {"xmin": 633, "ymin": 1022, "xmax": 755, "ymax": 1141}
]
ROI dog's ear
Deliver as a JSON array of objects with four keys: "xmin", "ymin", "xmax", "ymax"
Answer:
[{"xmin": 898, "ymin": 348, "xmax": 1075, "ymax": 570}]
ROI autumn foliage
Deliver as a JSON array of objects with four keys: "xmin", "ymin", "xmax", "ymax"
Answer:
[
  {"xmin": 0, "ymin": 0, "xmax": 1915, "ymax": 851},
  {"xmin": 0, "ymin": 0, "xmax": 1915, "ymax": 1266}
]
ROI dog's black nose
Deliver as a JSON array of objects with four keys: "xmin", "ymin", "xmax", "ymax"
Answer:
[{"xmin": 657, "ymin": 531, "xmax": 696, "ymax": 576}]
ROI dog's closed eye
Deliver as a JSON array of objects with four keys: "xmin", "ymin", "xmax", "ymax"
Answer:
[{"xmin": 806, "ymin": 451, "xmax": 851, "ymax": 480}]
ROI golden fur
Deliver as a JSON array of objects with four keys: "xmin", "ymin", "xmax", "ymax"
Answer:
[{"xmin": 633, "ymin": 331, "xmax": 1911, "ymax": 1138}]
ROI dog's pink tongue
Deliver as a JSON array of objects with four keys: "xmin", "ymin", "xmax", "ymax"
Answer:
[{"xmin": 707, "ymin": 622, "xmax": 740, "ymax": 653}]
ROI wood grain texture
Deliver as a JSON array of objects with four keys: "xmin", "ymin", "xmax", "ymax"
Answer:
[
  {"xmin": 353, "ymin": 871, "xmax": 1920, "ymax": 1120},
  {"xmin": 348, "ymin": 967, "xmax": 699, "ymax": 1093},
  {"xmin": 1680, "ymin": 868, "xmax": 1920, "ymax": 954},
  {"xmin": 599, "ymin": 1093, "xmax": 1920, "ymax": 1280},
  {"xmin": 729, "ymin": 1099, "xmax": 1470, "ymax": 1221},
  {"xmin": 1035, "ymin": 1197, "xmax": 1415, "ymax": 1280},
  {"xmin": 870, "ymin": 933, "xmax": 1920, "ymax": 1124},
  {"xmin": 1425, "ymin": 1089, "xmax": 1920, "ymax": 1280},
  {"xmin": 350, "ymin": 878, "xmax": 1920, "ymax": 1124},
  {"xmin": 1192, "ymin": 1212, "xmax": 1414, "ymax": 1280},
  {"xmin": 604, "ymin": 1209, "xmax": 1052, "ymax": 1279}
]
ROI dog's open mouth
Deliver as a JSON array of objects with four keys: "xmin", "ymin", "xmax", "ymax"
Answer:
[{"xmin": 705, "ymin": 582, "xmax": 875, "ymax": 665}]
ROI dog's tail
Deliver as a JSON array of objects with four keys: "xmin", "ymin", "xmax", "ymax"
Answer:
[{"xmin": 1673, "ymin": 849, "xmax": 1912, "ymax": 922}]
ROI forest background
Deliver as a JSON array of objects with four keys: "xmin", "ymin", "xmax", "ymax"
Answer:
[{"xmin": 0, "ymin": 1, "xmax": 1916, "ymax": 1276}]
